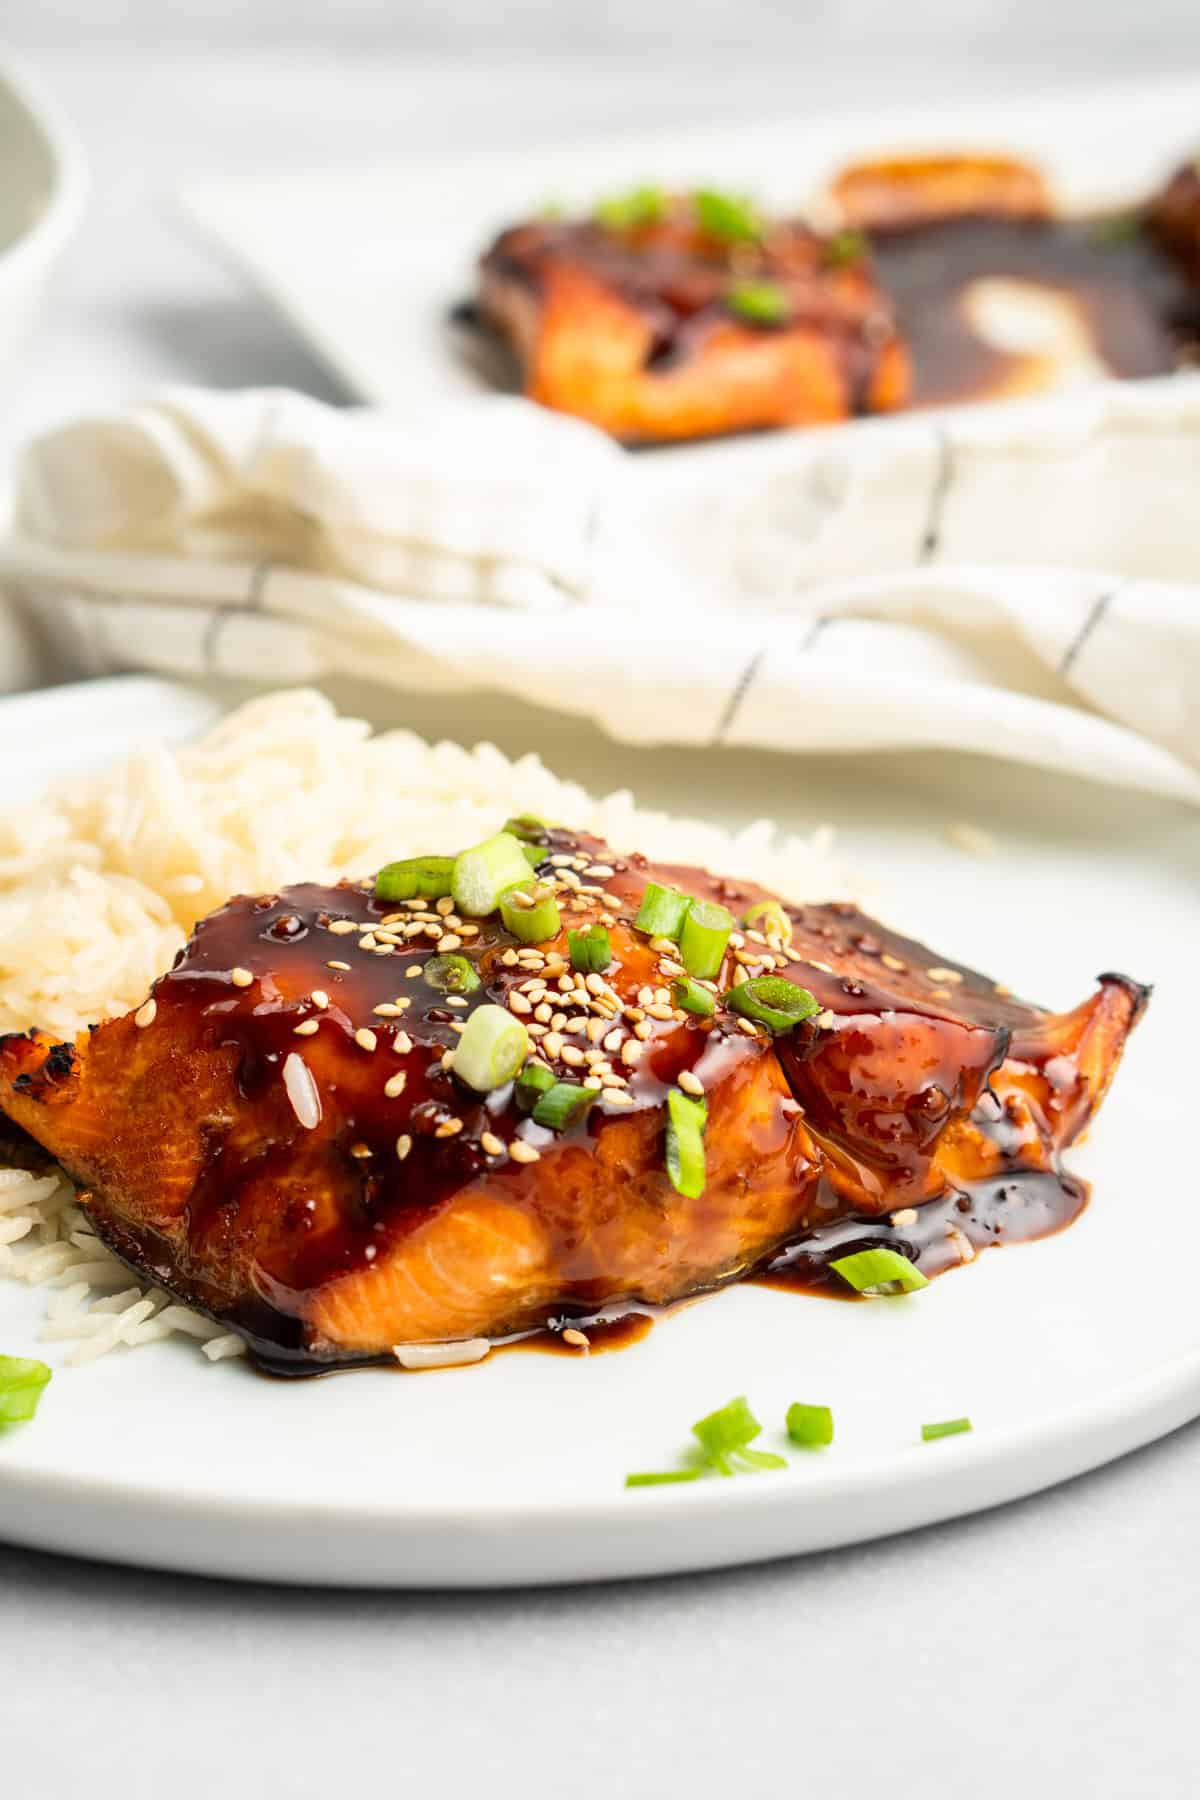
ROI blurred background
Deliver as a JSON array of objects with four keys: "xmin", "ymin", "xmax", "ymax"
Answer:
[{"xmin": 4, "ymin": 1, "xmax": 1200, "ymax": 457}]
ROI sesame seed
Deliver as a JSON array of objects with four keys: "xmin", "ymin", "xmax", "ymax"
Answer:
[
  {"xmin": 373, "ymin": 944, "xmax": 394, "ymax": 956},
  {"xmin": 634, "ymin": 1020, "xmax": 654, "ymax": 1041},
  {"xmin": 562, "ymin": 1327, "xmax": 590, "ymax": 1348},
  {"xmin": 501, "ymin": 949, "xmax": 519, "ymax": 967},
  {"xmin": 563, "ymin": 1017, "xmax": 588, "ymax": 1035},
  {"xmin": 583, "ymin": 1075, "xmax": 603, "ymax": 1090},
  {"xmin": 881, "ymin": 954, "xmax": 907, "ymax": 972},
  {"xmin": 384, "ymin": 1072, "xmax": 408, "ymax": 1099},
  {"xmin": 328, "ymin": 919, "xmax": 357, "ymax": 935},
  {"xmin": 637, "ymin": 986, "xmax": 654, "ymax": 1006},
  {"xmin": 381, "ymin": 913, "xmax": 407, "ymax": 927},
  {"xmin": 657, "ymin": 960, "xmax": 684, "ymax": 979},
  {"xmin": 446, "ymin": 996, "xmax": 468, "ymax": 1009},
  {"xmin": 394, "ymin": 1031, "xmax": 413, "ymax": 1054},
  {"xmin": 327, "ymin": 960, "xmax": 351, "ymax": 972},
  {"xmin": 586, "ymin": 864, "xmax": 614, "ymax": 879},
  {"xmin": 647, "ymin": 1003, "xmax": 674, "ymax": 1022},
  {"xmin": 374, "ymin": 1003, "xmax": 401, "ymax": 1017},
  {"xmin": 603, "ymin": 1028, "xmax": 624, "ymax": 1053},
  {"xmin": 891, "ymin": 1207, "xmax": 918, "ymax": 1227},
  {"xmin": 230, "ymin": 967, "xmax": 254, "ymax": 989},
  {"xmin": 808, "ymin": 959, "xmax": 834, "ymax": 975},
  {"xmin": 436, "ymin": 897, "xmax": 454, "ymax": 916},
  {"xmin": 561, "ymin": 1045, "xmax": 585, "ymax": 1067},
  {"xmin": 359, "ymin": 933, "xmax": 378, "ymax": 950},
  {"xmin": 435, "ymin": 1117, "xmax": 464, "ymax": 1138},
  {"xmin": 509, "ymin": 992, "xmax": 533, "ymax": 1015},
  {"xmin": 448, "ymin": 1021, "xmax": 465, "ymax": 1034},
  {"xmin": 311, "ymin": 989, "xmax": 329, "ymax": 1009},
  {"xmin": 438, "ymin": 934, "xmax": 462, "ymax": 953},
  {"xmin": 134, "ymin": 997, "xmax": 157, "ymax": 1029},
  {"xmin": 585, "ymin": 1018, "xmax": 608, "ymax": 1044},
  {"xmin": 395, "ymin": 1135, "xmax": 413, "ymax": 1161},
  {"xmin": 349, "ymin": 1142, "xmax": 372, "ymax": 1159},
  {"xmin": 293, "ymin": 1018, "xmax": 319, "ymax": 1037},
  {"xmin": 927, "ymin": 967, "xmax": 964, "ymax": 984},
  {"xmin": 405, "ymin": 965, "xmax": 423, "ymax": 979},
  {"xmin": 458, "ymin": 922, "xmax": 480, "ymax": 938},
  {"xmin": 602, "ymin": 1088, "xmax": 634, "ymax": 1106},
  {"xmin": 549, "ymin": 853, "xmax": 574, "ymax": 867},
  {"xmin": 551, "ymin": 1012, "xmax": 567, "ymax": 1032},
  {"xmin": 735, "ymin": 1017, "xmax": 759, "ymax": 1036},
  {"xmin": 620, "ymin": 1040, "xmax": 644, "ymax": 1068},
  {"xmin": 678, "ymin": 1069, "xmax": 704, "ymax": 1097},
  {"xmin": 533, "ymin": 1002, "xmax": 552, "ymax": 1023},
  {"xmin": 509, "ymin": 1140, "xmax": 540, "ymax": 1164},
  {"xmin": 480, "ymin": 1131, "xmax": 505, "ymax": 1157},
  {"xmin": 355, "ymin": 1028, "xmax": 378, "ymax": 1053},
  {"xmin": 815, "ymin": 1009, "xmax": 836, "ymax": 1028},
  {"xmin": 731, "ymin": 967, "xmax": 749, "ymax": 986},
  {"xmin": 542, "ymin": 1032, "xmax": 564, "ymax": 1060}
]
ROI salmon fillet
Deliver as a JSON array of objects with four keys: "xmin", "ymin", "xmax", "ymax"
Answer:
[{"xmin": 0, "ymin": 828, "xmax": 1147, "ymax": 1370}]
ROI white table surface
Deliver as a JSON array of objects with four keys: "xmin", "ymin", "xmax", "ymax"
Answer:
[{"xmin": 3, "ymin": 45, "xmax": 1198, "ymax": 1798}]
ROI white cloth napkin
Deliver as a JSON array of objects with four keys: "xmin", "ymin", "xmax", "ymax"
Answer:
[{"xmin": 2, "ymin": 379, "xmax": 1198, "ymax": 805}]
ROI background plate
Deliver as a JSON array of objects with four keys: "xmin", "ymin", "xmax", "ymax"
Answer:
[
  {"xmin": 178, "ymin": 73, "xmax": 1200, "ymax": 432},
  {"xmin": 0, "ymin": 673, "xmax": 1196, "ymax": 1586}
]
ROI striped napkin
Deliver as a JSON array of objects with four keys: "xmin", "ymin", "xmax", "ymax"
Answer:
[{"xmin": 1, "ymin": 378, "xmax": 1197, "ymax": 805}]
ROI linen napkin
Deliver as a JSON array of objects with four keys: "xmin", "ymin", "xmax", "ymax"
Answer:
[{"xmin": 1, "ymin": 378, "xmax": 1197, "ymax": 806}]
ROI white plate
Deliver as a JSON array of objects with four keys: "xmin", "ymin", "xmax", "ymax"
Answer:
[
  {"xmin": 0, "ymin": 673, "xmax": 1196, "ymax": 1586},
  {"xmin": 179, "ymin": 72, "xmax": 1200, "ymax": 432}
]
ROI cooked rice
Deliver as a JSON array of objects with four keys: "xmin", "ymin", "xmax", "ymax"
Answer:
[{"xmin": 0, "ymin": 688, "xmax": 847, "ymax": 1367}]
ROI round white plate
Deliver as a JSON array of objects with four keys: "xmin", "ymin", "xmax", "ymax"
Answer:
[{"xmin": 0, "ymin": 676, "xmax": 1195, "ymax": 1586}]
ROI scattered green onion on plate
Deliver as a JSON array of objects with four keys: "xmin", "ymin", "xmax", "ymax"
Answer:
[
  {"xmin": 452, "ymin": 831, "xmax": 533, "ymax": 917},
  {"xmin": 624, "ymin": 1469, "xmax": 704, "ymax": 1488},
  {"xmin": 921, "ymin": 1417, "xmax": 973, "ymax": 1442},
  {"xmin": 726, "ymin": 278, "xmax": 791, "ymax": 324},
  {"xmin": 532, "ymin": 1080, "xmax": 593, "ymax": 1131},
  {"xmin": 692, "ymin": 1395, "xmax": 786, "ymax": 1475},
  {"xmin": 665, "ymin": 1088, "xmax": 707, "ymax": 1199},
  {"xmin": 830, "ymin": 1246, "xmax": 930, "ymax": 1295},
  {"xmin": 514, "ymin": 1060, "xmax": 555, "ymax": 1112},
  {"xmin": 694, "ymin": 187, "xmax": 761, "ymax": 242},
  {"xmin": 568, "ymin": 924, "xmax": 612, "ymax": 974},
  {"xmin": 499, "ymin": 883, "xmax": 561, "ymax": 945},
  {"xmin": 678, "ymin": 899, "xmax": 734, "ymax": 980},
  {"xmin": 423, "ymin": 953, "xmax": 482, "ymax": 995},
  {"xmin": 0, "ymin": 1355, "xmax": 52, "ymax": 1427},
  {"xmin": 671, "ymin": 975, "xmax": 716, "ymax": 1017},
  {"xmin": 786, "ymin": 1402, "xmax": 834, "ymax": 1448},
  {"xmin": 634, "ymin": 881, "xmax": 692, "ymax": 940}
]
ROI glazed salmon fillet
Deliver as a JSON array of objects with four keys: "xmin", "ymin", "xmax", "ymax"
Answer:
[
  {"xmin": 474, "ymin": 192, "xmax": 910, "ymax": 442},
  {"xmin": 0, "ymin": 826, "xmax": 1146, "ymax": 1371}
]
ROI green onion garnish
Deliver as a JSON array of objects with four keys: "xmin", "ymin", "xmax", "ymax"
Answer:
[
  {"xmin": 375, "ymin": 855, "xmax": 455, "ymax": 902},
  {"xmin": 726, "ymin": 975, "xmax": 819, "ymax": 1033},
  {"xmin": 830, "ymin": 1246, "xmax": 929, "ymax": 1295},
  {"xmin": 671, "ymin": 975, "xmax": 716, "ymax": 1017},
  {"xmin": 625, "ymin": 1469, "xmax": 704, "ymax": 1487},
  {"xmin": 595, "ymin": 184, "xmax": 667, "ymax": 231},
  {"xmin": 921, "ymin": 1417, "xmax": 972, "ymax": 1442},
  {"xmin": 532, "ymin": 1080, "xmax": 592, "ymax": 1131},
  {"xmin": 515, "ymin": 1060, "xmax": 555, "ymax": 1112},
  {"xmin": 450, "ymin": 1004, "xmax": 529, "ymax": 1093},
  {"xmin": 826, "ymin": 229, "xmax": 868, "ymax": 266},
  {"xmin": 424, "ymin": 953, "xmax": 481, "ymax": 995},
  {"xmin": 0, "ymin": 1355, "xmax": 52, "ymax": 1426},
  {"xmin": 518, "ymin": 843, "xmax": 544, "ymax": 870},
  {"xmin": 665, "ymin": 1088, "xmax": 707, "ymax": 1199},
  {"xmin": 568, "ymin": 924, "xmax": 612, "ymax": 974},
  {"xmin": 634, "ymin": 882, "xmax": 692, "ymax": 940},
  {"xmin": 726, "ymin": 279, "xmax": 791, "ymax": 325},
  {"xmin": 741, "ymin": 899, "xmax": 792, "ymax": 945},
  {"xmin": 694, "ymin": 188, "xmax": 761, "ymax": 242},
  {"xmin": 691, "ymin": 1395, "xmax": 784, "ymax": 1475},
  {"xmin": 452, "ymin": 831, "xmax": 533, "ymax": 917},
  {"xmin": 678, "ymin": 899, "xmax": 733, "ymax": 980},
  {"xmin": 503, "ymin": 814, "xmax": 550, "ymax": 842},
  {"xmin": 786, "ymin": 1402, "xmax": 834, "ymax": 1448},
  {"xmin": 499, "ymin": 883, "xmax": 561, "ymax": 945}
]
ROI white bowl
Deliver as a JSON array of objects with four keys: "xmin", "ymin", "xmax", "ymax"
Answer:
[{"xmin": 0, "ymin": 55, "xmax": 86, "ymax": 386}]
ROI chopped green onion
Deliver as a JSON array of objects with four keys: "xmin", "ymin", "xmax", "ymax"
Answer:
[
  {"xmin": 532, "ymin": 1080, "xmax": 592, "ymax": 1131},
  {"xmin": 503, "ymin": 814, "xmax": 550, "ymax": 843},
  {"xmin": 595, "ymin": 185, "xmax": 667, "ymax": 231},
  {"xmin": 375, "ymin": 855, "xmax": 455, "ymax": 902},
  {"xmin": 515, "ymin": 1060, "xmax": 555, "ymax": 1112},
  {"xmin": 831, "ymin": 1246, "xmax": 930, "ymax": 1295},
  {"xmin": 452, "ymin": 831, "xmax": 533, "ymax": 917},
  {"xmin": 921, "ymin": 1417, "xmax": 972, "ymax": 1442},
  {"xmin": 826, "ymin": 228, "xmax": 868, "ymax": 266},
  {"xmin": 691, "ymin": 1395, "xmax": 782, "ymax": 1475},
  {"xmin": 423, "ymin": 953, "xmax": 481, "ymax": 996},
  {"xmin": 726, "ymin": 279, "xmax": 791, "ymax": 324},
  {"xmin": 568, "ymin": 924, "xmax": 612, "ymax": 974},
  {"xmin": 634, "ymin": 882, "xmax": 692, "ymax": 940},
  {"xmin": 499, "ymin": 883, "xmax": 562, "ymax": 945},
  {"xmin": 671, "ymin": 976, "xmax": 716, "ymax": 1017},
  {"xmin": 678, "ymin": 899, "xmax": 733, "ymax": 980},
  {"xmin": 694, "ymin": 188, "xmax": 761, "ymax": 242},
  {"xmin": 786, "ymin": 1402, "xmax": 834, "ymax": 1448},
  {"xmin": 741, "ymin": 899, "xmax": 792, "ymax": 945},
  {"xmin": 450, "ymin": 1004, "xmax": 529, "ymax": 1093},
  {"xmin": 625, "ymin": 1469, "xmax": 704, "ymax": 1487},
  {"xmin": 726, "ymin": 975, "xmax": 819, "ymax": 1033},
  {"xmin": 0, "ymin": 1355, "xmax": 52, "ymax": 1426},
  {"xmin": 519, "ymin": 843, "xmax": 544, "ymax": 871},
  {"xmin": 665, "ymin": 1088, "xmax": 707, "ymax": 1200}
]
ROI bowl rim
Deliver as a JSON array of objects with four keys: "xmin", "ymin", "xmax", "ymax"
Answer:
[{"xmin": 0, "ymin": 51, "xmax": 88, "ymax": 292}]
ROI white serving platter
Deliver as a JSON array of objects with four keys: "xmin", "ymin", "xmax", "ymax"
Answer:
[
  {"xmin": 178, "ymin": 73, "xmax": 1200, "ymax": 430},
  {"xmin": 0, "ymin": 672, "xmax": 1196, "ymax": 1587}
]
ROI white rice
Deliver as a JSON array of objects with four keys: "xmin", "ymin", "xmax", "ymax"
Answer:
[{"xmin": 0, "ymin": 687, "xmax": 847, "ymax": 1368}]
